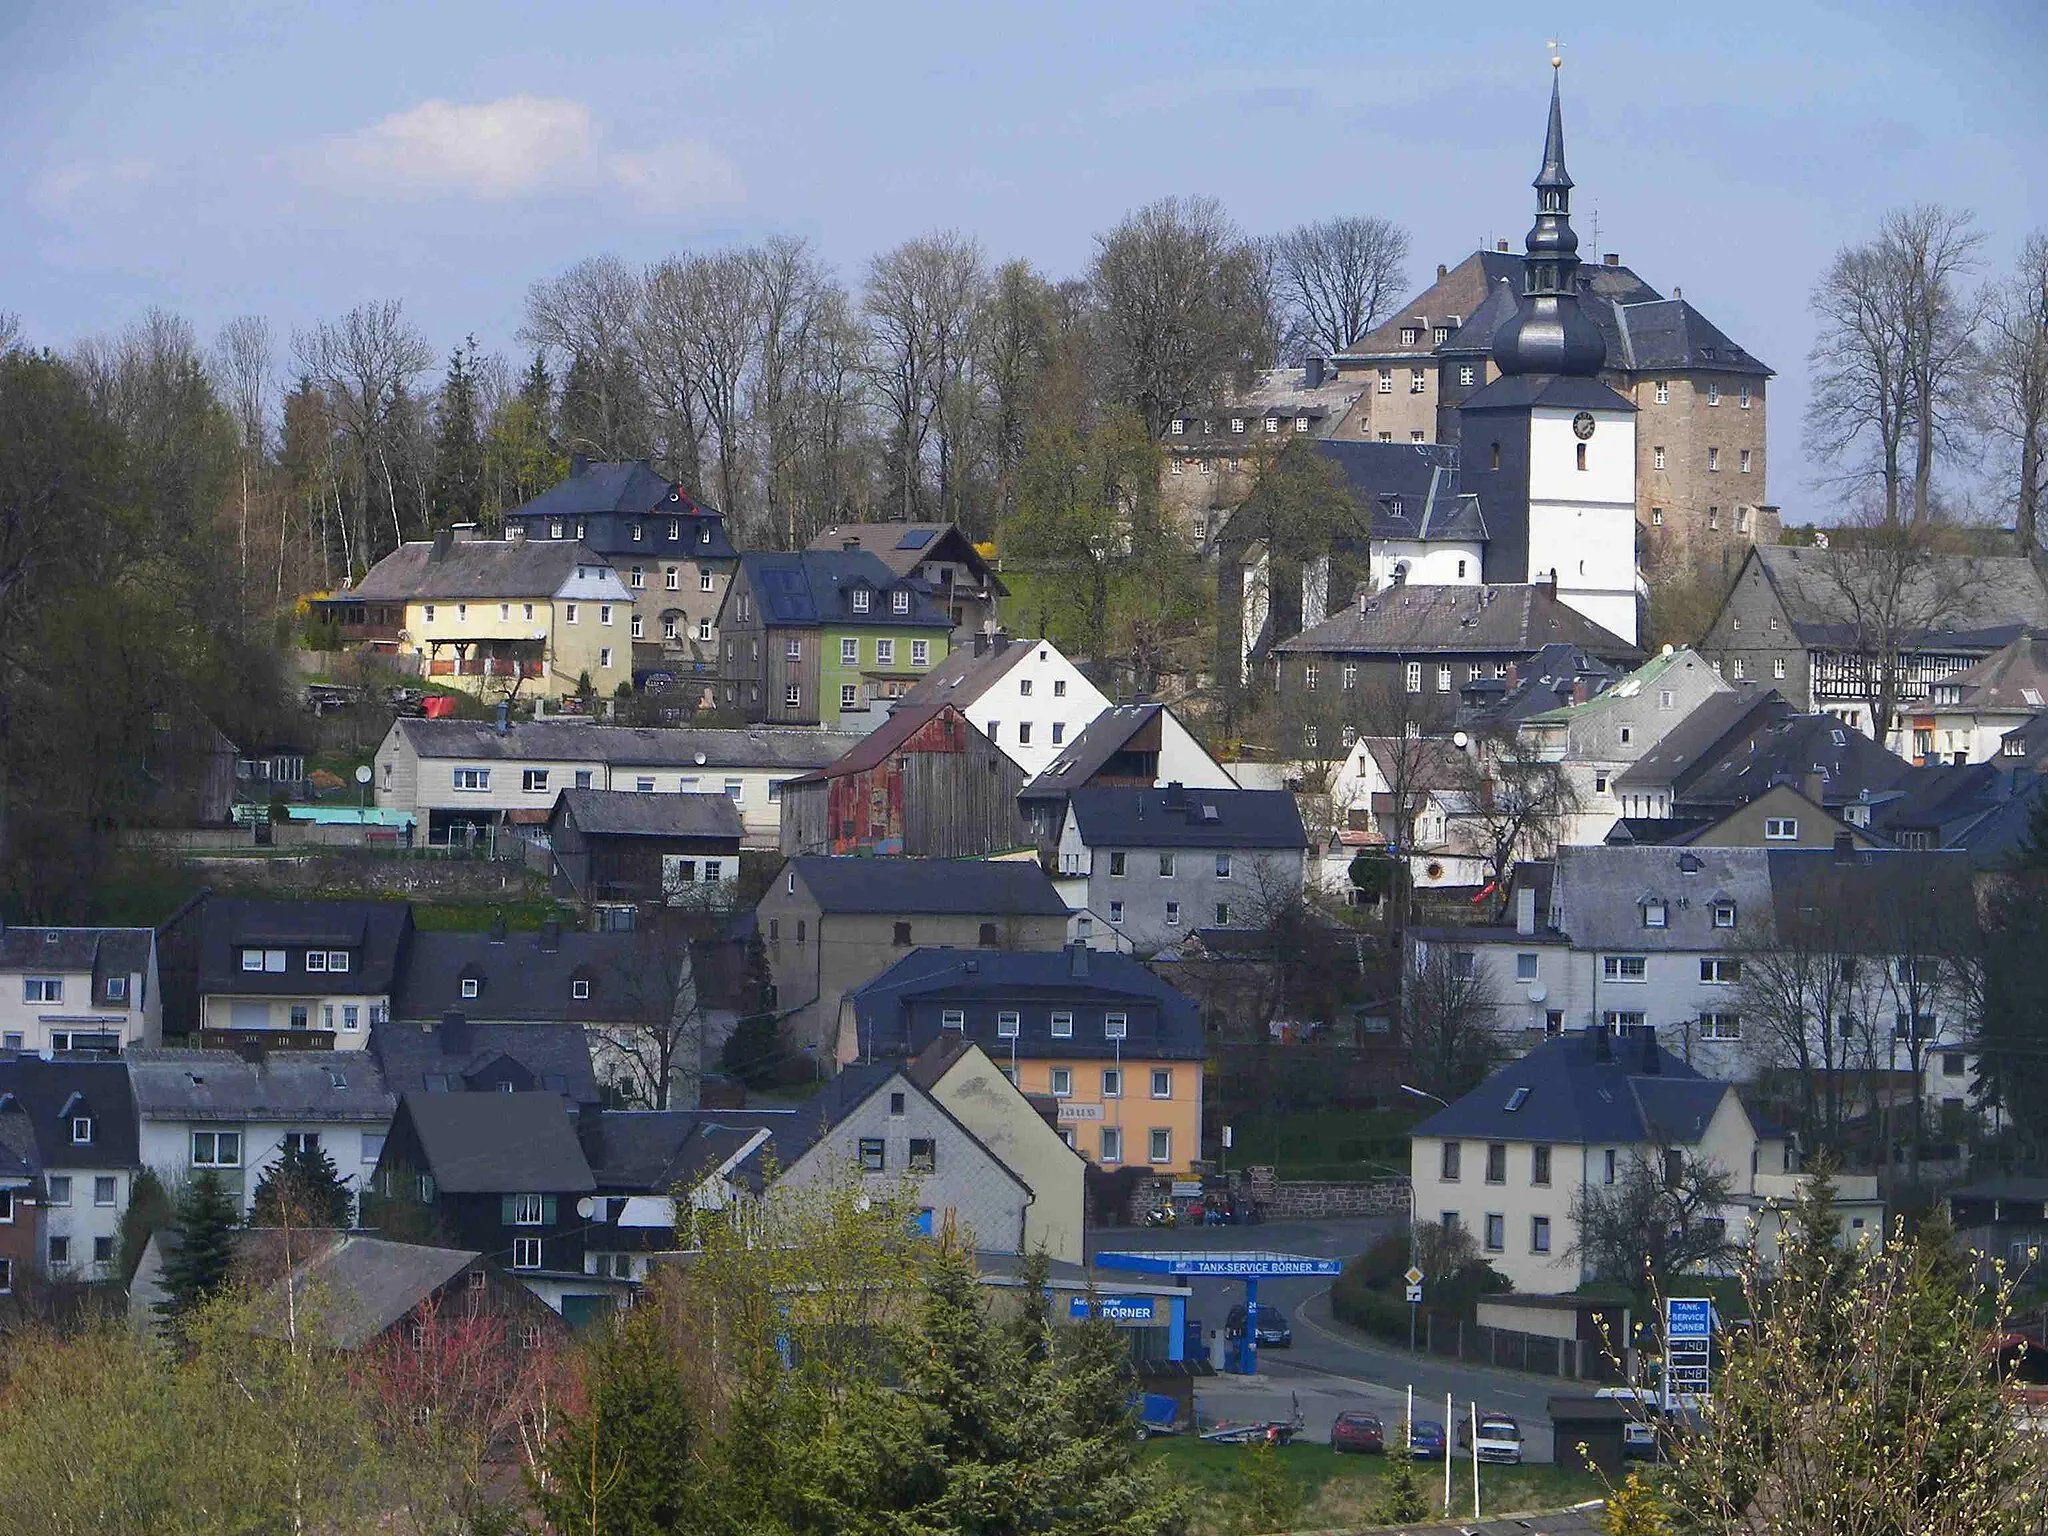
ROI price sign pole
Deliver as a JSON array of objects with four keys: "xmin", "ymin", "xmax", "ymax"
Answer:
[{"xmin": 1664, "ymin": 1298, "xmax": 1713, "ymax": 1412}]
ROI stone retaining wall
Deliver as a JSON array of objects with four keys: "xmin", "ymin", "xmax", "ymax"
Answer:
[{"xmin": 1124, "ymin": 1169, "xmax": 1410, "ymax": 1224}]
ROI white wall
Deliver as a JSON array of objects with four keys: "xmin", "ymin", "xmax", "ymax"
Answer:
[
  {"xmin": 1526, "ymin": 407, "xmax": 1639, "ymax": 644},
  {"xmin": 141, "ymin": 1118, "xmax": 390, "ymax": 1216},
  {"xmin": 1369, "ymin": 539, "xmax": 1484, "ymax": 590},
  {"xmin": 39, "ymin": 1166, "xmax": 131, "ymax": 1283},
  {"xmin": 0, "ymin": 946, "xmax": 159, "ymax": 1053},
  {"xmin": 201, "ymin": 991, "xmax": 387, "ymax": 1051},
  {"xmin": 962, "ymin": 642, "xmax": 1112, "ymax": 778}
]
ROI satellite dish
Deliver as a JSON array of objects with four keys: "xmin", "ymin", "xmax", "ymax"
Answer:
[
  {"xmin": 1528, "ymin": 984, "xmax": 1548, "ymax": 1004},
  {"xmin": 695, "ymin": 752, "xmax": 708, "ymax": 766},
  {"xmin": 354, "ymin": 765, "xmax": 372, "ymax": 785},
  {"xmin": 575, "ymin": 1197, "xmax": 595, "ymax": 1219}
]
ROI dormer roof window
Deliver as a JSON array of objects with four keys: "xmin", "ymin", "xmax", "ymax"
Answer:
[
  {"xmin": 892, "ymin": 589, "xmax": 911, "ymax": 614},
  {"xmin": 852, "ymin": 589, "xmax": 871, "ymax": 613}
]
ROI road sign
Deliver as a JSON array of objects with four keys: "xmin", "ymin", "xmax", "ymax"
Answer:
[
  {"xmin": 1666, "ymin": 1299, "xmax": 1712, "ymax": 1339},
  {"xmin": 1665, "ymin": 1298, "xmax": 1713, "ymax": 1410},
  {"xmin": 1405, "ymin": 1283, "xmax": 1424, "ymax": 1304},
  {"xmin": 1405, "ymin": 1266, "xmax": 1425, "ymax": 1286}
]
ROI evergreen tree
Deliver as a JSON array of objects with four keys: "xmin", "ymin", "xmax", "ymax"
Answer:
[
  {"xmin": 904, "ymin": 1227, "xmax": 1027, "ymax": 1535},
  {"xmin": 1233, "ymin": 1439, "xmax": 1300, "ymax": 1534},
  {"xmin": 1038, "ymin": 1301, "xmax": 1185, "ymax": 1536},
  {"xmin": 429, "ymin": 337, "xmax": 485, "ymax": 528},
  {"xmin": 249, "ymin": 1139, "xmax": 352, "ymax": 1228},
  {"xmin": 156, "ymin": 1170, "xmax": 239, "ymax": 1325},
  {"xmin": 116, "ymin": 1166, "xmax": 176, "ymax": 1283},
  {"xmin": 531, "ymin": 1300, "xmax": 698, "ymax": 1536},
  {"xmin": 1373, "ymin": 1432, "xmax": 1430, "ymax": 1524}
]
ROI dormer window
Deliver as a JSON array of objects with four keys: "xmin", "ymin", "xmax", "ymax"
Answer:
[
  {"xmin": 892, "ymin": 589, "xmax": 910, "ymax": 614},
  {"xmin": 852, "ymin": 589, "xmax": 871, "ymax": 613},
  {"xmin": 460, "ymin": 976, "xmax": 481, "ymax": 999},
  {"xmin": 1643, "ymin": 899, "xmax": 1668, "ymax": 929},
  {"xmin": 72, "ymin": 1117, "xmax": 93, "ymax": 1145},
  {"xmin": 107, "ymin": 976, "xmax": 127, "ymax": 1000},
  {"xmin": 631, "ymin": 523, "xmax": 644, "ymax": 542},
  {"xmin": 1713, "ymin": 902, "xmax": 1737, "ymax": 929},
  {"xmin": 669, "ymin": 519, "xmax": 680, "ymax": 539},
  {"xmin": 572, "ymin": 979, "xmax": 591, "ymax": 1000}
]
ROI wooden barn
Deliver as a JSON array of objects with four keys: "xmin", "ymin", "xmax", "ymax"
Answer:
[
  {"xmin": 777, "ymin": 700, "xmax": 1030, "ymax": 859},
  {"xmin": 547, "ymin": 789, "xmax": 745, "ymax": 913}
]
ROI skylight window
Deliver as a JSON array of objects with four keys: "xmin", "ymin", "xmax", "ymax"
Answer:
[{"xmin": 1505, "ymin": 1087, "xmax": 1531, "ymax": 1112}]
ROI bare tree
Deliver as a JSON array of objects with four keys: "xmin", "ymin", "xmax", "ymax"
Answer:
[
  {"xmin": 1088, "ymin": 195, "xmax": 1270, "ymax": 439},
  {"xmin": 1399, "ymin": 940, "xmax": 1503, "ymax": 1100},
  {"xmin": 1567, "ymin": 1148, "xmax": 1740, "ymax": 1296},
  {"xmin": 748, "ymin": 235, "xmax": 840, "ymax": 546},
  {"xmin": 1738, "ymin": 900, "xmax": 1883, "ymax": 1160},
  {"xmin": 1446, "ymin": 728, "xmax": 1582, "ymax": 920},
  {"xmin": 590, "ymin": 933, "xmax": 718, "ymax": 1110},
  {"xmin": 211, "ymin": 316, "xmax": 273, "ymax": 585},
  {"xmin": 977, "ymin": 259, "xmax": 1056, "ymax": 532},
  {"xmin": 520, "ymin": 255, "xmax": 648, "ymax": 462},
  {"xmin": 1270, "ymin": 216, "xmax": 1411, "ymax": 359},
  {"xmin": 641, "ymin": 252, "xmax": 760, "ymax": 520},
  {"xmin": 293, "ymin": 300, "xmax": 434, "ymax": 558},
  {"xmin": 1977, "ymin": 231, "xmax": 2048, "ymax": 552},
  {"xmin": 0, "ymin": 312, "xmax": 20, "ymax": 356},
  {"xmin": 1807, "ymin": 205, "xmax": 1985, "ymax": 527},
  {"xmin": 864, "ymin": 231, "xmax": 987, "ymax": 521}
]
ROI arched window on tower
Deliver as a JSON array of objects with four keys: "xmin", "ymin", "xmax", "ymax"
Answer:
[{"xmin": 1576, "ymin": 443, "xmax": 1587, "ymax": 471}]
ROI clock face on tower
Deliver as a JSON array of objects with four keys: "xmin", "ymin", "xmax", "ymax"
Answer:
[{"xmin": 1572, "ymin": 411, "xmax": 1597, "ymax": 440}]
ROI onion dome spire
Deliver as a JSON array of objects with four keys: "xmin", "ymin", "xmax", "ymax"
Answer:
[{"xmin": 1491, "ymin": 62, "xmax": 1607, "ymax": 378}]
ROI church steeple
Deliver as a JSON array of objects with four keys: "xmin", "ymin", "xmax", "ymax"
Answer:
[{"xmin": 1491, "ymin": 63, "xmax": 1607, "ymax": 378}]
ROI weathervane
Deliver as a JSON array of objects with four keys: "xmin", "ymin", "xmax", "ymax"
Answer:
[{"xmin": 1547, "ymin": 38, "xmax": 1564, "ymax": 70}]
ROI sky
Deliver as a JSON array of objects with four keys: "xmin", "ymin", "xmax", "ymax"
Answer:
[{"xmin": 4, "ymin": 0, "xmax": 2045, "ymax": 515}]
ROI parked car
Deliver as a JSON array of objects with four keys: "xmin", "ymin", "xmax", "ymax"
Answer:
[
  {"xmin": 1455, "ymin": 1413, "xmax": 1525, "ymax": 1465},
  {"xmin": 1225, "ymin": 1303, "xmax": 1293, "ymax": 1348},
  {"xmin": 1330, "ymin": 1411, "xmax": 1385, "ymax": 1454},
  {"xmin": 1595, "ymin": 1386, "xmax": 1664, "ymax": 1459},
  {"xmin": 1407, "ymin": 1419, "xmax": 1448, "ymax": 1460}
]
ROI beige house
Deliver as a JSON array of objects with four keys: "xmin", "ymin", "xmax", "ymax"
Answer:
[
  {"xmin": 1409, "ymin": 1028, "xmax": 1799, "ymax": 1294},
  {"xmin": 0, "ymin": 927, "xmax": 161, "ymax": 1055},
  {"xmin": 907, "ymin": 1037, "xmax": 1087, "ymax": 1265},
  {"xmin": 342, "ymin": 532, "xmax": 636, "ymax": 701},
  {"xmin": 755, "ymin": 857, "xmax": 1073, "ymax": 1061}
]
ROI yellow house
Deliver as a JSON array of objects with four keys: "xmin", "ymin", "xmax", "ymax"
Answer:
[
  {"xmin": 345, "ymin": 532, "xmax": 636, "ymax": 700},
  {"xmin": 842, "ymin": 944, "xmax": 1207, "ymax": 1176}
]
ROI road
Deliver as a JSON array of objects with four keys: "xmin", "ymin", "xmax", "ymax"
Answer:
[{"xmin": 1089, "ymin": 1217, "xmax": 1563, "ymax": 1462}]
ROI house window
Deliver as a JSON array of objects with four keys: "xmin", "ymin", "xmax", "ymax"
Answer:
[
  {"xmin": 564, "ymin": 603, "xmax": 577, "ymax": 624},
  {"xmin": 1164, "ymin": 902, "xmax": 1181, "ymax": 926},
  {"xmin": 1709, "ymin": 506, "xmax": 1721, "ymax": 530},
  {"xmin": 1707, "ymin": 447, "xmax": 1720, "ymax": 472},
  {"xmin": 1214, "ymin": 903, "xmax": 1230, "ymax": 924},
  {"xmin": 858, "ymin": 1138, "xmax": 886, "ymax": 1171},
  {"xmin": 71, "ymin": 1116, "xmax": 93, "ymax": 1144},
  {"xmin": 514, "ymin": 1193, "xmax": 546, "ymax": 1225},
  {"xmin": 49, "ymin": 1235, "xmax": 70, "ymax": 1268},
  {"xmin": 343, "ymin": 1005, "xmax": 360, "ymax": 1031},
  {"xmin": 893, "ymin": 922, "xmax": 913, "ymax": 947},
  {"xmin": 1942, "ymin": 1052, "xmax": 1966, "ymax": 1077},
  {"xmin": 700, "ymin": 571, "xmax": 715, "ymax": 593},
  {"xmin": 1400, "ymin": 327, "xmax": 1419, "ymax": 346},
  {"xmin": 24, "ymin": 977, "xmax": 62, "ymax": 1003},
  {"xmin": 1108, "ymin": 901, "xmax": 1124, "ymax": 923},
  {"xmin": 1410, "ymin": 368, "xmax": 1425, "ymax": 393},
  {"xmin": 1105, "ymin": 1013, "xmax": 1127, "ymax": 1039},
  {"xmin": 1017, "ymin": 723, "xmax": 1032, "ymax": 745},
  {"xmin": 1701, "ymin": 958, "xmax": 1742, "ymax": 984},
  {"xmin": 1405, "ymin": 661, "xmax": 1423, "ymax": 693},
  {"xmin": 1150, "ymin": 1068, "xmax": 1173, "ymax": 1100},
  {"xmin": 1170, "ymin": 419, "xmax": 1184, "ymax": 435},
  {"xmin": 666, "ymin": 567, "xmax": 680, "ymax": 590},
  {"xmin": 47, "ymin": 1175, "xmax": 71, "ymax": 1205},
  {"xmin": 1460, "ymin": 364, "xmax": 1476, "ymax": 387},
  {"xmin": 892, "ymin": 590, "xmax": 911, "ymax": 614},
  {"xmin": 1602, "ymin": 956, "xmax": 1647, "ymax": 981},
  {"xmin": 1158, "ymin": 853, "xmax": 1175, "ymax": 877},
  {"xmin": 841, "ymin": 637, "xmax": 859, "ymax": 664},
  {"xmin": 911, "ymin": 640, "xmax": 929, "ymax": 666},
  {"xmin": 1303, "ymin": 663, "xmax": 1319, "ymax": 691},
  {"xmin": 1051, "ymin": 1011, "xmax": 1073, "ymax": 1038},
  {"xmin": 1604, "ymin": 1011, "xmax": 1648, "ymax": 1033},
  {"xmin": 663, "ymin": 616, "xmax": 680, "ymax": 641},
  {"xmin": 852, "ymin": 589, "xmax": 871, "ymax": 613},
  {"xmin": 841, "ymin": 684, "xmax": 859, "ymax": 710},
  {"xmin": 1485, "ymin": 1143, "xmax": 1507, "ymax": 1184},
  {"xmin": 1516, "ymin": 953, "xmax": 1538, "ymax": 982},
  {"xmin": 192, "ymin": 1131, "xmax": 242, "ymax": 1167},
  {"xmin": 512, "ymin": 1238, "xmax": 542, "ymax": 1270},
  {"xmin": 1643, "ymin": 900, "xmax": 1668, "ymax": 929},
  {"xmin": 1441, "ymin": 1142, "xmax": 1461, "ymax": 1181},
  {"xmin": 630, "ymin": 614, "xmax": 644, "ymax": 639},
  {"xmin": 630, "ymin": 566, "xmax": 644, "ymax": 588},
  {"xmin": 1740, "ymin": 449, "xmax": 1753, "ymax": 474},
  {"xmin": 1707, "ymin": 382, "xmax": 1720, "ymax": 406},
  {"xmin": 424, "ymin": 605, "xmax": 436, "ymax": 623},
  {"xmin": 1101, "ymin": 1068, "xmax": 1123, "ymax": 1099},
  {"xmin": 908, "ymin": 1138, "xmax": 936, "ymax": 1172},
  {"xmin": 599, "ymin": 647, "xmax": 613, "ymax": 668},
  {"xmin": 1653, "ymin": 446, "xmax": 1666, "ymax": 470},
  {"xmin": 997, "ymin": 1011, "xmax": 1020, "ymax": 1038},
  {"xmin": 1377, "ymin": 368, "xmax": 1393, "ymax": 394},
  {"xmin": 1654, "ymin": 381, "xmax": 1670, "ymax": 405},
  {"xmin": 942, "ymin": 1009, "xmax": 964, "ymax": 1031},
  {"xmin": 1149, "ymin": 1129, "xmax": 1171, "ymax": 1164},
  {"xmin": 1701, "ymin": 1012, "xmax": 1743, "ymax": 1041},
  {"xmin": 1765, "ymin": 817, "xmax": 1799, "ymax": 841},
  {"xmin": 1051, "ymin": 723, "xmax": 1064, "ymax": 743},
  {"xmin": 460, "ymin": 976, "xmax": 480, "ymax": 1000},
  {"xmin": 1651, "ymin": 507, "xmax": 1664, "ymax": 526},
  {"xmin": 784, "ymin": 684, "xmax": 801, "ymax": 708},
  {"xmin": 1595, "ymin": 773, "xmax": 1609, "ymax": 793},
  {"xmin": 1713, "ymin": 902, "xmax": 1737, "ymax": 928},
  {"xmin": 108, "ymin": 976, "xmax": 127, "ymax": 1000},
  {"xmin": 977, "ymin": 922, "xmax": 998, "ymax": 947},
  {"xmin": 523, "ymin": 769, "xmax": 549, "ymax": 793},
  {"xmin": 453, "ymin": 768, "xmax": 490, "ymax": 792},
  {"xmin": 1532, "ymin": 1145, "xmax": 1551, "ymax": 1185},
  {"xmin": 1604, "ymin": 1149, "xmax": 1618, "ymax": 1184},
  {"xmin": 1531, "ymin": 1216, "xmax": 1552, "ymax": 1253},
  {"xmin": 1436, "ymin": 665, "xmax": 1452, "ymax": 693},
  {"xmin": 1577, "ymin": 442, "xmax": 1588, "ymax": 471},
  {"xmin": 571, "ymin": 978, "xmax": 592, "ymax": 999},
  {"xmin": 1484, "ymin": 1214, "xmax": 1505, "ymax": 1252},
  {"xmin": 1050, "ymin": 1067, "xmax": 1072, "ymax": 1097},
  {"xmin": 1101, "ymin": 1127, "xmax": 1123, "ymax": 1163}
]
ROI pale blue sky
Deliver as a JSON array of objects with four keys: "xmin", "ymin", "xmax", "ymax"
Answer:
[{"xmin": 5, "ymin": 1, "xmax": 2044, "ymax": 511}]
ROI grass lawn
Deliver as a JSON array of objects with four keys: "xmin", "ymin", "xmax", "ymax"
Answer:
[
  {"xmin": 1223, "ymin": 1108, "xmax": 1422, "ymax": 1182},
  {"xmin": 1139, "ymin": 1437, "xmax": 1605, "ymax": 1534},
  {"xmin": 410, "ymin": 899, "xmax": 577, "ymax": 932}
]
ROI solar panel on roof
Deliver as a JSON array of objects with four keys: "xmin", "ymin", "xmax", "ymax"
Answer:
[{"xmin": 896, "ymin": 530, "xmax": 936, "ymax": 550}]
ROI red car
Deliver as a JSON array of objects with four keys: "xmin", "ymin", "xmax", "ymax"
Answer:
[{"xmin": 1330, "ymin": 1411, "xmax": 1386, "ymax": 1454}]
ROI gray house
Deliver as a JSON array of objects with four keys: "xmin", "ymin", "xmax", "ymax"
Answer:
[{"xmin": 1054, "ymin": 786, "xmax": 1309, "ymax": 955}]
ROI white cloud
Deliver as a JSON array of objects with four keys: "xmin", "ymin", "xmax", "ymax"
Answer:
[
  {"xmin": 308, "ymin": 95, "xmax": 741, "ymax": 211},
  {"xmin": 35, "ymin": 157, "xmax": 155, "ymax": 211}
]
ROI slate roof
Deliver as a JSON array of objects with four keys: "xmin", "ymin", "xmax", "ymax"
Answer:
[
  {"xmin": 1764, "ymin": 847, "xmax": 1976, "ymax": 933},
  {"xmin": 1276, "ymin": 583, "xmax": 1642, "ymax": 663},
  {"xmin": 1936, "ymin": 632, "xmax": 2048, "ymax": 710},
  {"xmin": 1458, "ymin": 374, "xmax": 1635, "ymax": 413},
  {"xmin": 127, "ymin": 1049, "xmax": 396, "ymax": 1124},
  {"xmin": 196, "ymin": 898, "xmax": 412, "ymax": 998},
  {"xmin": 367, "ymin": 1017, "xmax": 600, "ymax": 1105},
  {"xmin": 550, "ymin": 788, "xmax": 745, "ymax": 840},
  {"xmin": 0, "ymin": 1056, "xmax": 141, "ymax": 1169},
  {"xmin": 1520, "ymin": 647, "xmax": 1707, "ymax": 726},
  {"xmin": 735, "ymin": 551, "xmax": 955, "ymax": 630},
  {"xmin": 390, "ymin": 930, "xmax": 677, "ymax": 1027},
  {"xmin": 807, "ymin": 522, "xmax": 1005, "ymax": 592},
  {"xmin": 1310, "ymin": 442, "xmax": 1490, "ymax": 544},
  {"xmin": 505, "ymin": 461, "xmax": 680, "ymax": 521},
  {"xmin": 279, "ymin": 1236, "xmax": 483, "ymax": 1350},
  {"xmin": 391, "ymin": 718, "xmax": 862, "ymax": 770},
  {"xmin": 1610, "ymin": 299, "xmax": 1774, "ymax": 376},
  {"xmin": 1946, "ymin": 782, "xmax": 2048, "ymax": 870},
  {"xmin": 1065, "ymin": 787, "xmax": 1308, "ymax": 851},
  {"xmin": 352, "ymin": 540, "xmax": 618, "ymax": 602},
  {"xmin": 1612, "ymin": 688, "xmax": 1791, "ymax": 792},
  {"xmin": 1438, "ymin": 278, "xmax": 1522, "ymax": 354},
  {"xmin": 1550, "ymin": 846, "xmax": 1773, "ymax": 952},
  {"xmin": 1478, "ymin": 643, "xmax": 1626, "ymax": 725},
  {"xmin": 1749, "ymin": 546, "xmax": 2048, "ymax": 651},
  {"xmin": 1019, "ymin": 705, "xmax": 1170, "ymax": 797},
  {"xmin": 892, "ymin": 634, "xmax": 1038, "ymax": 712},
  {"xmin": 1867, "ymin": 763, "xmax": 2011, "ymax": 841},
  {"xmin": 1677, "ymin": 714, "xmax": 1918, "ymax": 812},
  {"xmin": 397, "ymin": 1091, "xmax": 595, "ymax": 1194},
  {"xmin": 785, "ymin": 699, "xmax": 980, "ymax": 784},
  {"xmin": 0, "ymin": 1113, "xmax": 35, "ymax": 1183},
  {"xmin": 788, "ymin": 856, "xmax": 1070, "ymax": 917},
  {"xmin": 1412, "ymin": 1029, "xmax": 1733, "ymax": 1147},
  {"xmin": 584, "ymin": 1111, "xmax": 783, "ymax": 1192},
  {"xmin": 848, "ymin": 945, "xmax": 1205, "ymax": 1063},
  {"xmin": 0, "ymin": 926, "xmax": 152, "ymax": 983}
]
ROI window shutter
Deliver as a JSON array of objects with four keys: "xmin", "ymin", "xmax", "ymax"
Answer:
[
  {"xmin": 542, "ymin": 1195, "xmax": 558, "ymax": 1226},
  {"xmin": 501, "ymin": 1195, "xmax": 517, "ymax": 1225}
]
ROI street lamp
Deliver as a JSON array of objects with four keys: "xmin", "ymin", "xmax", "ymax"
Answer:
[{"xmin": 1400, "ymin": 1084, "xmax": 1450, "ymax": 1108}]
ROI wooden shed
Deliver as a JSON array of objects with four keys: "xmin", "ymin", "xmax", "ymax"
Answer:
[{"xmin": 548, "ymin": 788, "xmax": 745, "ymax": 910}]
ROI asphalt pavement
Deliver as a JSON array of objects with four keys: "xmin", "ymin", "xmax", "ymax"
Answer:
[{"xmin": 1089, "ymin": 1216, "xmax": 1566, "ymax": 1462}]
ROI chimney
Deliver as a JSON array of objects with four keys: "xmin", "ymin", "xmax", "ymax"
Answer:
[
  {"xmin": 438, "ymin": 1009, "xmax": 471, "ymax": 1055},
  {"xmin": 494, "ymin": 701, "xmax": 510, "ymax": 736},
  {"xmin": 570, "ymin": 452, "xmax": 590, "ymax": 477},
  {"xmin": 1603, "ymin": 252, "xmax": 1620, "ymax": 267},
  {"xmin": 1801, "ymin": 770, "xmax": 1823, "ymax": 804},
  {"xmin": 1594, "ymin": 1024, "xmax": 1612, "ymax": 1062},
  {"xmin": 1833, "ymin": 830, "xmax": 1856, "ymax": 862},
  {"xmin": 1304, "ymin": 355, "xmax": 1326, "ymax": 388},
  {"xmin": 974, "ymin": 632, "xmax": 989, "ymax": 657},
  {"xmin": 1673, "ymin": 285, "xmax": 1683, "ymax": 300},
  {"xmin": 1515, "ymin": 883, "xmax": 1537, "ymax": 937},
  {"xmin": 1496, "ymin": 238, "xmax": 1510, "ymax": 253},
  {"xmin": 1640, "ymin": 1025, "xmax": 1661, "ymax": 1074},
  {"xmin": 1437, "ymin": 263, "xmax": 1448, "ymax": 280},
  {"xmin": 575, "ymin": 1100, "xmax": 605, "ymax": 1165},
  {"xmin": 429, "ymin": 528, "xmax": 454, "ymax": 563},
  {"xmin": 538, "ymin": 917, "xmax": 561, "ymax": 952},
  {"xmin": 842, "ymin": 538, "xmax": 859, "ymax": 551},
  {"xmin": 1069, "ymin": 942, "xmax": 1089, "ymax": 979},
  {"xmin": 1571, "ymin": 681, "xmax": 1589, "ymax": 705}
]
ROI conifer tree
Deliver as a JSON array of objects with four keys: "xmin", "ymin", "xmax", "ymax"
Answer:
[
  {"xmin": 250, "ymin": 1139, "xmax": 353, "ymax": 1228},
  {"xmin": 156, "ymin": 1169, "xmax": 239, "ymax": 1325},
  {"xmin": 1374, "ymin": 1430, "xmax": 1430, "ymax": 1524},
  {"xmin": 429, "ymin": 337, "xmax": 484, "ymax": 528}
]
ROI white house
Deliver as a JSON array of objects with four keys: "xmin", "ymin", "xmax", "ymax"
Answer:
[
  {"xmin": 0, "ymin": 1058, "xmax": 141, "ymax": 1285},
  {"xmin": 891, "ymin": 633, "xmax": 1113, "ymax": 778},
  {"xmin": 0, "ymin": 927, "xmax": 161, "ymax": 1056}
]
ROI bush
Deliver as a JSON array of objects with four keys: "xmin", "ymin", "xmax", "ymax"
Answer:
[{"xmin": 1331, "ymin": 1225, "xmax": 1511, "ymax": 1343}]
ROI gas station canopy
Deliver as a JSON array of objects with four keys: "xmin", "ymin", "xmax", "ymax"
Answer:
[{"xmin": 1094, "ymin": 1251, "xmax": 1343, "ymax": 1279}]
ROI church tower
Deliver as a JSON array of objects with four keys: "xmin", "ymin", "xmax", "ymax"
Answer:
[{"xmin": 1458, "ymin": 63, "xmax": 1640, "ymax": 643}]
